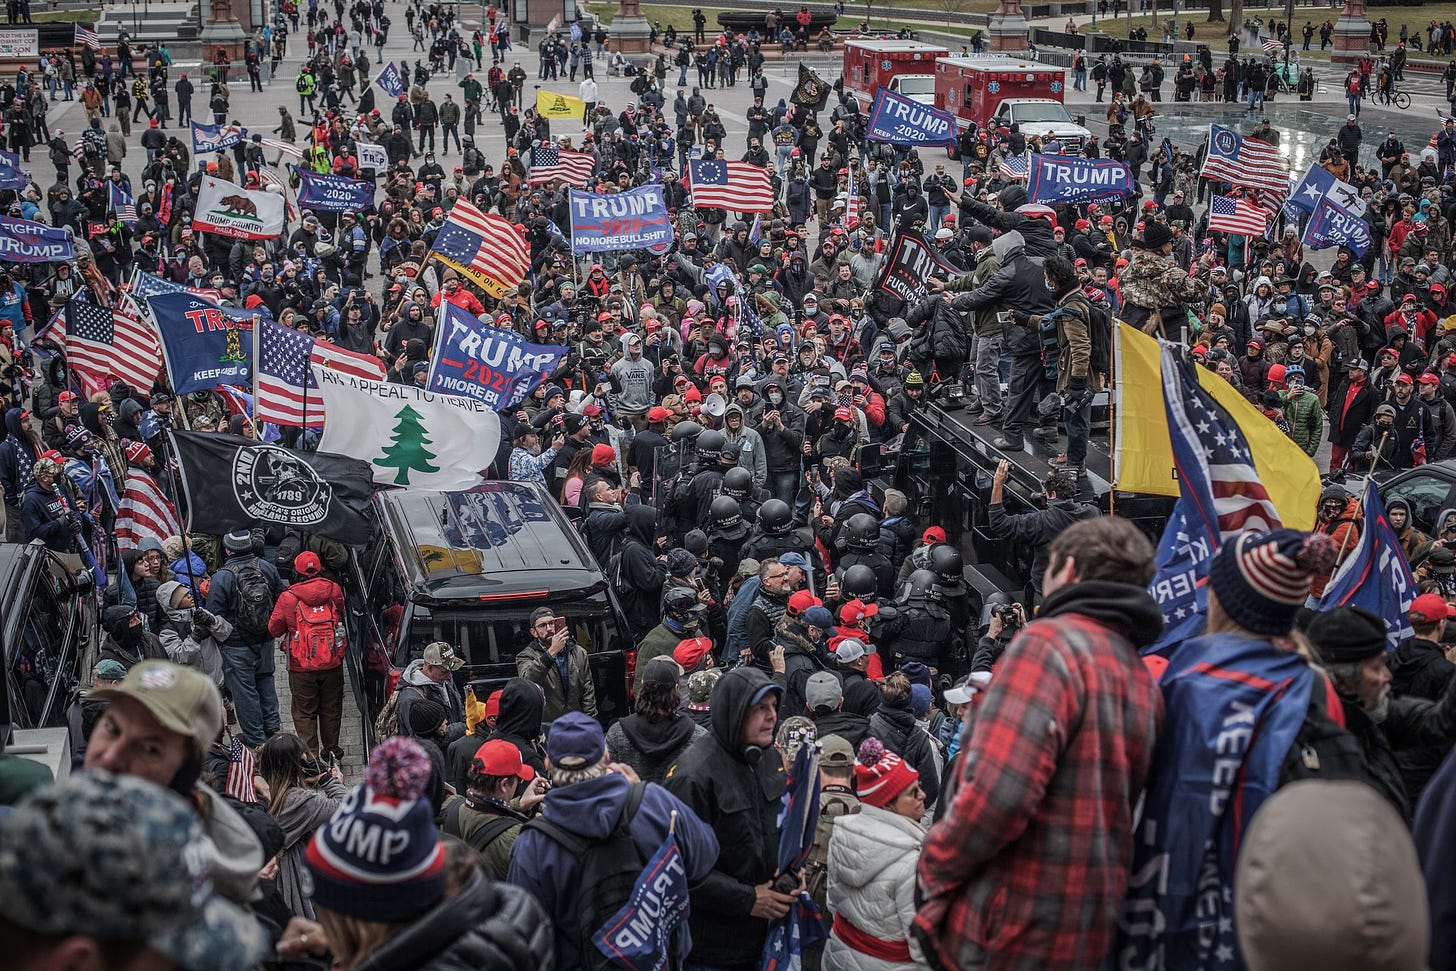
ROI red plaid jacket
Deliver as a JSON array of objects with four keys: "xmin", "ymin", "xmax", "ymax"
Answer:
[{"xmin": 915, "ymin": 581, "xmax": 1164, "ymax": 970}]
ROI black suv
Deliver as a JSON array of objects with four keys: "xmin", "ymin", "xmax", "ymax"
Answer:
[
  {"xmin": 2, "ymin": 542, "xmax": 99, "ymax": 734},
  {"xmin": 357, "ymin": 481, "xmax": 632, "ymax": 733}
]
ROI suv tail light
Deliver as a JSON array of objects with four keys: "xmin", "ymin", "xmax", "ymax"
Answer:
[
  {"xmin": 624, "ymin": 648, "xmax": 638, "ymax": 702},
  {"xmin": 386, "ymin": 666, "xmax": 403, "ymax": 698}
]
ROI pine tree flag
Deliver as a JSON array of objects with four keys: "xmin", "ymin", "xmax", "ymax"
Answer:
[{"xmin": 312, "ymin": 368, "xmax": 502, "ymax": 490}]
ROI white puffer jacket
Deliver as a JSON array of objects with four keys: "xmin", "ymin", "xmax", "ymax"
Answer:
[{"xmin": 823, "ymin": 803, "xmax": 930, "ymax": 971}]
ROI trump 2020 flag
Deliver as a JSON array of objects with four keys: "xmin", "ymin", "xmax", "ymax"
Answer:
[
  {"xmin": 865, "ymin": 86, "xmax": 957, "ymax": 147},
  {"xmin": 191, "ymin": 121, "xmax": 247, "ymax": 155},
  {"xmin": 761, "ymin": 741, "xmax": 828, "ymax": 971},
  {"xmin": 145, "ymin": 291, "xmax": 266, "ymax": 394},
  {"xmin": 591, "ymin": 830, "xmax": 691, "ymax": 971},
  {"xmin": 1303, "ymin": 196, "xmax": 1373, "ymax": 257},
  {"xmin": 1027, "ymin": 153, "xmax": 1133, "ymax": 205},
  {"xmin": 1287, "ymin": 161, "xmax": 1367, "ymax": 217},
  {"xmin": 0, "ymin": 149, "xmax": 26, "ymax": 190},
  {"xmin": 430, "ymin": 303, "xmax": 568, "ymax": 410},
  {"xmin": 314, "ymin": 367, "xmax": 501, "ymax": 490},
  {"xmin": 374, "ymin": 61, "xmax": 406, "ymax": 99},
  {"xmin": 1319, "ymin": 477, "xmax": 1416, "ymax": 649},
  {"xmin": 294, "ymin": 168, "xmax": 376, "ymax": 213}
]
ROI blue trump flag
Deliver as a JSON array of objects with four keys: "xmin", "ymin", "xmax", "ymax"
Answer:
[
  {"xmin": 865, "ymin": 87, "xmax": 957, "ymax": 146},
  {"xmin": 374, "ymin": 61, "xmax": 406, "ymax": 99},
  {"xmin": 0, "ymin": 149, "xmax": 26, "ymax": 190},
  {"xmin": 294, "ymin": 168, "xmax": 376, "ymax": 213},
  {"xmin": 1026, "ymin": 153, "xmax": 1133, "ymax": 206},
  {"xmin": 1115, "ymin": 632, "xmax": 1314, "ymax": 971},
  {"xmin": 1319, "ymin": 477, "xmax": 1416, "ymax": 649},
  {"xmin": 0, "ymin": 217, "xmax": 74, "ymax": 263},
  {"xmin": 1303, "ymin": 196, "xmax": 1373, "ymax": 257},
  {"xmin": 191, "ymin": 121, "xmax": 247, "ymax": 155},
  {"xmin": 145, "ymin": 291, "xmax": 267, "ymax": 394},
  {"xmin": 761, "ymin": 741, "xmax": 828, "ymax": 971},
  {"xmin": 1287, "ymin": 161, "xmax": 1366, "ymax": 217},
  {"xmin": 429, "ymin": 303, "xmax": 569, "ymax": 410},
  {"xmin": 568, "ymin": 185, "xmax": 673, "ymax": 254},
  {"xmin": 591, "ymin": 830, "xmax": 691, "ymax": 971}
]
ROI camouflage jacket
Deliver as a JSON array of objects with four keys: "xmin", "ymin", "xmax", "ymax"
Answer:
[{"xmin": 1117, "ymin": 250, "xmax": 1210, "ymax": 322}]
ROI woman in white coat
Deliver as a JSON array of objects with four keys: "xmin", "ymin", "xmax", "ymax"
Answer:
[{"xmin": 824, "ymin": 737, "xmax": 931, "ymax": 971}]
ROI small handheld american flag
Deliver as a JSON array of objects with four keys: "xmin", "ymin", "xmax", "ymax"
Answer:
[{"xmin": 224, "ymin": 734, "xmax": 258, "ymax": 803}]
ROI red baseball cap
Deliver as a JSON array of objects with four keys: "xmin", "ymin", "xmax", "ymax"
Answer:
[
  {"xmin": 787, "ymin": 589, "xmax": 822, "ymax": 616},
  {"xmin": 1395, "ymin": 372, "xmax": 1414, "ymax": 385},
  {"xmin": 647, "ymin": 405, "xmax": 672, "ymax": 423},
  {"xmin": 471, "ymin": 739, "xmax": 534, "ymax": 780},
  {"xmin": 58, "ymin": 391, "xmax": 78, "ymax": 403},
  {"xmin": 834, "ymin": 406, "xmax": 854, "ymax": 421},
  {"xmin": 1420, "ymin": 372, "xmax": 1442, "ymax": 386},
  {"xmin": 838, "ymin": 598, "xmax": 880, "ymax": 627},
  {"xmin": 582, "ymin": 403, "xmax": 603, "ymax": 418},
  {"xmin": 672, "ymin": 636, "xmax": 713, "ymax": 671},
  {"xmin": 923, "ymin": 526, "xmax": 947, "ymax": 544},
  {"xmin": 590, "ymin": 443, "xmax": 616, "ymax": 467},
  {"xmin": 1411, "ymin": 593, "xmax": 1450, "ymax": 625}
]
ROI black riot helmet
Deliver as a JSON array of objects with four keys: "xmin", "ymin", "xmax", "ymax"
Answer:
[
  {"xmin": 670, "ymin": 420, "xmax": 703, "ymax": 444},
  {"xmin": 757, "ymin": 499, "xmax": 793, "ymax": 536},
  {"xmin": 839, "ymin": 564, "xmax": 878, "ymax": 600},
  {"xmin": 929, "ymin": 545, "xmax": 964, "ymax": 586},
  {"xmin": 721, "ymin": 466, "xmax": 753, "ymax": 500},
  {"xmin": 905, "ymin": 568, "xmax": 942, "ymax": 602},
  {"xmin": 709, "ymin": 495, "xmax": 748, "ymax": 539},
  {"xmin": 846, "ymin": 513, "xmax": 880, "ymax": 553},
  {"xmin": 695, "ymin": 429, "xmax": 726, "ymax": 458}
]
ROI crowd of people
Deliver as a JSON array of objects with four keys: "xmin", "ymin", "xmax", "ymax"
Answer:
[{"xmin": 8, "ymin": 1, "xmax": 1456, "ymax": 970}]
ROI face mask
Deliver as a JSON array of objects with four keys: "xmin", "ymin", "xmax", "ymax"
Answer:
[{"xmin": 769, "ymin": 391, "xmax": 783, "ymax": 404}]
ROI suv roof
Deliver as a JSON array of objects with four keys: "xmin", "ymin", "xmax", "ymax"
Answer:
[{"xmin": 374, "ymin": 481, "xmax": 609, "ymax": 605}]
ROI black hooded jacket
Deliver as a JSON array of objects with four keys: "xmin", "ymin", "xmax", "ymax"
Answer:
[
  {"xmin": 482, "ymin": 677, "xmax": 548, "ymax": 779},
  {"xmin": 960, "ymin": 186, "xmax": 1059, "ymax": 260},
  {"xmin": 618, "ymin": 504, "xmax": 667, "ymax": 640},
  {"xmin": 664, "ymin": 667, "xmax": 786, "ymax": 967}
]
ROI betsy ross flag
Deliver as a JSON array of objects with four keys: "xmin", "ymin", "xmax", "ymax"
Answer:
[
  {"xmin": 429, "ymin": 199, "xmax": 530, "ymax": 298},
  {"xmin": 73, "ymin": 23, "xmax": 102, "ymax": 49},
  {"xmin": 224, "ymin": 735, "xmax": 258, "ymax": 802},
  {"xmin": 109, "ymin": 182, "xmax": 137, "ymax": 226},
  {"xmin": 256, "ymin": 317, "xmax": 387, "ymax": 427},
  {"xmin": 115, "ymin": 469, "xmax": 181, "ymax": 552},
  {"xmin": 528, "ymin": 145, "xmax": 594, "ymax": 187},
  {"xmin": 1145, "ymin": 346, "xmax": 1282, "ymax": 649},
  {"xmin": 686, "ymin": 160, "xmax": 775, "ymax": 212},
  {"xmin": 62, "ymin": 296, "xmax": 163, "ymax": 396},
  {"xmin": 998, "ymin": 154, "xmax": 1029, "ymax": 181},
  {"xmin": 1207, "ymin": 194, "xmax": 1271, "ymax": 238},
  {"xmin": 1200, "ymin": 124, "xmax": 1289, "ymax": 203}
]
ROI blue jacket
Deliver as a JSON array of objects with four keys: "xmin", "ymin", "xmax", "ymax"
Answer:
[
  {"xmin": 204, "ymin": 553, "xmax": 284, "ymax": 645},
  {"xmin": 724, "ymin": 575, "xmax": 761, "ymax": 662},
  {"xmin": 507, "ymin": 771, "xmax": 719, "ymax": 969},
  {"xmin": 1416, "ymin": 746, "xmax": 1456, "ymax": 966}
]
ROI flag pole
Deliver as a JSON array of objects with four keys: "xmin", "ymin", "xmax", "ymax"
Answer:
[{"xmin": 250, "ymin": 312, "xmax": 262, "ymax": 437}]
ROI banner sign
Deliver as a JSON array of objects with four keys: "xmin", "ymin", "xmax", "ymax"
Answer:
[
  {"xmin": 429, "ymin": 303, "xmax": 569, "ymax": 409},
  {"xmin": 1319, "ymin": 478, "xmax": 1415, "ymax": 650},
  {"xmin": 875, "ymin": 230, "xmax": 961, "ymax": 305},
  {"xmin": 865, "ymin": 87, "xmax": 957, "ymax": 146},
  {"xmin": 0, "ymin": 216, "xmax": 75, "ymax": 263},
  {"xmin": 294, "ymin": 168, "xmax": 375, "ymax": 213},
  {"xmin": 145, "ymin": 292, "xmax": 266, "ymax": 394},
  {"xmin": 0, "ymin": 29, "xmax": 38, "ymax": 58},
  {"xmin": 373, "ymin": 61, "xmax": 406, "ymax": 99},
  {"xmin": 1027, "ymin": 153, "xmax": 1134, "ymax": 205},
  {"xmin": 357, "ymin": 141, "xmax": 388, "ymax": 171},
  {"xmin": 193, "ymin": 176, "xmax": 286, "ymax": 240},
  {"xmin": 1302, "ymin": 197, "xmax": 1372, "ymax": 257},
  {"xmin": 568, "ymin": 185, "xmax": 673, "ymax": 254},
  {"xmin": 0, "ymin": 149, "xmax": 25, "ymax": 190},
  {"xmin": 1287, "ymin": 161, "xmax": 1366, "ymax": 217},
  {"xmin": 191, "ymin": 121, "xmax": 247, "ymax": 155}
]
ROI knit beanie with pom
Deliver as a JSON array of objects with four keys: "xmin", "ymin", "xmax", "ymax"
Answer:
[
  {"xmin": 1208, "ymin": 529, "xmax": 1338, "ymax": 636},
  {"xmin": 305, "ymin": 737, "xmax": 446, "ymax": 922},
  {"xmin": 854, "ymin": 737, "xmax": 919, "ymax": 809}
]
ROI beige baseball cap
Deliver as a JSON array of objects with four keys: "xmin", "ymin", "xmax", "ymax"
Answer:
[
  {"xmin": 89, "ymin": 660, "xmax": 223, "ymax": 751},
  {"xmin": 423, "ymin": 642, "xmax": 464, "ymax": 671}
]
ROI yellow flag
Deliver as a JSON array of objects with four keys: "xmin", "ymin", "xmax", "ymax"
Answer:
[
  {"xmin": 535, "ymin": 89, "xmax": 586, "ymax": 119},
  {"xmin": 1112, "ymin": 323, "xmax": 1319, "ymax": 530}
]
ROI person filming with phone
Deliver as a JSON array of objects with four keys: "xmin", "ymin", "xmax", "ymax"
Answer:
[{"xmin": 516, "ymin": 607, "xmax": 598, "ymax": 724}]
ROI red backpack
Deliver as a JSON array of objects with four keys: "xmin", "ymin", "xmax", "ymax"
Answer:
[{"xmin": 288, "ymin": 598, "xmax": 346, "ymax": 671}]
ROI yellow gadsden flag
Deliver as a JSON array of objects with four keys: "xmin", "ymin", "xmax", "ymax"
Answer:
[
  {"xmin": 535, "ymin": 89, "xmax": 586, "ymax": 119},
  {"xmin": 1113, "ymin": 322, "xmax": 1319, "ymax": 530}
]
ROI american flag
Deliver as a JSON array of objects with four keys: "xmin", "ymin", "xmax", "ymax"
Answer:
[
  {"xmin": 1199, "ymin": 124, "xmax": 1289, "ymax": 203},
  {"xmin": 1207, "ymin": 194, "xmax": 1271, "ymax": 238},
  {"xmin": 224, "ymin": 734, "xmax": 258, "ymax": 802},
  {"xmin": 256, "ymin": 166, "xmax": 299, "ymax": 223},
  {"xmin": 528, "ymin": 146, "xmax": 594, "ymax": 187},
  {"xmin": 845, "ymin": 165, "xmax": 860, "ymax": 230},
  {"xmin": 429, "ymin": 199, "xmax": 530, "ymax": 295},
  {"xmin": 108, "ymin": 182, "xmax": 136, "ymax": 226},
  {"xmin": 73, "ymin": 23, "xmax": 102, "ymax": 49},
  {"xmin": 1260, "ymin": 35, "xmax": 1285, "ymax": 55},
  {"xmin": 1146, "ymin": 347, "xmax": 1282, "ymax": 646},
  {"xmin": 131, "ymin": 269, "xmax": 223, "ymax": 304},
  {"xmin": 115, "ymin": 469, "xmax": 181, "ymax": 552},
  {"xmin": 258, "ymin": 135, "xmax": 304, "ymax": 159},
  {"xmin": 998, "ymin": 154, "xmax": 1029, "ymax": 181},
  {"xmin": 256, "ymin": 317, "xmax": 387, "ymax": 427},
  {"xmin": 61, "ymin": 296, "xmax": 163, "ymax": 396},
  {"xmin": 687, "ymin": 159, "xmax": 775, "ymax": 212}
]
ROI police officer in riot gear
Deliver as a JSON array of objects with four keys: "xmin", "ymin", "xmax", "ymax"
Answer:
[
  {"xmin": 741, "ymin": 499, "xmax": 818, "ymax": 578},
  {"xmin": 880, "ymin": 568, "xmax": 959, "ymax": 672},
  {"xmin": 707, "ymin": 495, "xmax": 751, "ymax": 584},
  {"xmin": 662, "ymin": 423, "xmax": 712, "ymax": 544},
  {"xmin": 837, "ymin": 513, "xmax": 895, "ymax": 597},
  {"xmin": 720, "ymin": 465, "xmax": 762, "ymax": 525},
  {"xmin": 929, "ymin": 544, "xmax": 973, "ymax": 633}
]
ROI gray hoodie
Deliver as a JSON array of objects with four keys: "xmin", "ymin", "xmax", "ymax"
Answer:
[
  {"xmin": 723, "ymin": 402, "xmax": 767, "ymax": 489},
  {"xmin": 155, "ymin": 579, "xmax": 229, "ymax": 686},
  {"xmin": 610, "ymin": 336, "xmax": 656, "ymax": 416}
]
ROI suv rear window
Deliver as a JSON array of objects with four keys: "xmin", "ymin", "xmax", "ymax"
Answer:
[{"xmin": 400, "ymin": 599, "xmax": 626, "ymax": 669}]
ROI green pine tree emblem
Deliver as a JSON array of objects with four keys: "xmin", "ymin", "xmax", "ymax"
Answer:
[{"xmin": 374, "ymin": 404, "xmax": 441, "ymax": 485}]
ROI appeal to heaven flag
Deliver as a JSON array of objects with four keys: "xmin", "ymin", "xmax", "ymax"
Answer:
[
  {"xmin": 1112, "ymin": 323, "xmax": 1319, "ymax": 529},
  {"xmin": 313, "ymin": 368, "xmax": 502, "ymax": 490}
]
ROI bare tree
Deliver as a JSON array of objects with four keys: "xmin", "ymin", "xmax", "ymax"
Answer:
[
  {"xmin": 1231, "ymin": 0, "xmax": 1245, "ymax": 37},
  {"xmin": 1207, "ymin": 0, "xmax": 1225, "ymax": 24}
]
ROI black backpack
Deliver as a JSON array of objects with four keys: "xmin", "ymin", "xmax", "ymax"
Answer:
[
  {"xmin": 1279, "ymin": 676, "xmax": 1372, "ymax": 787},
  {"xmin": 229, "ymin": 560, "xmax": 276, "ymax": 640},
  {"xmin": 1087, "ymin": 299, "xmax": 1114, "ymax": 376},
  {"xmin": 443, "ymin": 797, "xmax": 522, "ymax": 855},
  {"xmin": 525, "ymin": 782, "xmax": 648, "ymax": 971}
]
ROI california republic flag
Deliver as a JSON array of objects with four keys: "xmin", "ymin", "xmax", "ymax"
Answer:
[
  {"xmin": 313, "ymin": 367, "xmax": 502, "ymax": 490},
  {"xmin": 193, "ymin": 176, "xmax": 286, "ymax": 240}
]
